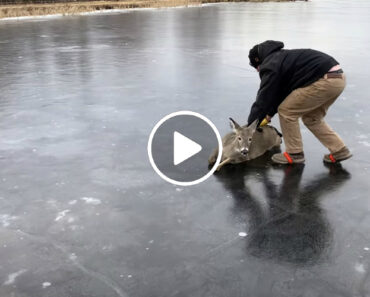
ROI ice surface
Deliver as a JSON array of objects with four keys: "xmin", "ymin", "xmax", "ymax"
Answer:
[{"xmin": 1, "ymin": 1, "xmax": 370, "ymax": 296}]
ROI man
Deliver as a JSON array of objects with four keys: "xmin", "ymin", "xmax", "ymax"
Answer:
[{"xmin": 247, "ymin": 40, "xmax": 352, "ymax": 164}]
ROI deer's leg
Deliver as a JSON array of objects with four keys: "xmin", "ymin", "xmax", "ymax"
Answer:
[
  {"xmin": 216, "ymin": 158, "xmax": 231, "ymax": 171},
  {"xmin": 208, "ymin": 148, "xmax": 218, "ymax": 165}
]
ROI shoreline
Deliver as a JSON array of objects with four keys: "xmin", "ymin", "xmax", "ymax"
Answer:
[{"xmin": 0, "ymin": 0, "xmax": 296, "ymax": 19}]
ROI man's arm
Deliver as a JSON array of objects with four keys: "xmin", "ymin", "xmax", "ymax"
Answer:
[{"xmin": 247, "ymin": 68, "xmax": 281, "ymax": 126}]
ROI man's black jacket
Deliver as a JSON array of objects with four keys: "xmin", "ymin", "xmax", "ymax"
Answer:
[{"xmin": 247, "ymin": 41, "xmax": 339, "ymax": 126}]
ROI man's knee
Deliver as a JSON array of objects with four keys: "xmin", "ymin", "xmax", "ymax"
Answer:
[{"xmin": 302, "ymin": 115, "xmax": 320, "ymax": 127}]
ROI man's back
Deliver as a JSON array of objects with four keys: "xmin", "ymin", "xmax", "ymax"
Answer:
[{"xmin": 263, "ymin": 48, "xmax": 339, "ymax": 100}]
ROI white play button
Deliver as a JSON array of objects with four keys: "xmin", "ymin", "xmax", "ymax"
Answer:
[
  {"xmin": 173, "ymin": 131, "xmax": 202, "ymax": 166},
  {"xmin": 148, "ymin": 111, "xmax": 222, "ymax": 186}
]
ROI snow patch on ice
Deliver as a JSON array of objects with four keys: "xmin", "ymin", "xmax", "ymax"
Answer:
[
  {"xmin": 364, "ymin": 247, "xmax": 369, "ymax": 251},
  {"xmin": 355, "ymin": 263, "xmax": 366, "ymax": 273},
  {"xmin": 238, "ymin": 232, "xmax": 247, "ymax": 237},
  {"xmin": 80, "ymin": 197, "xmax": 101, "ymax": 205},
  {"xmin": 42, "ymin": 282, "xmax": 51, "ymax": 288},
  {"xmin": 55, "ymin": 210, "xmax": 70, "ymax": 221},
  {"xmin": 58, "ymin": 46, "xmax": 88, "ymax": 53},
  {"xmin": 3, "ymin": 269, "xmax": 27, "ymax": 285},
  {"xmin": 1, "ymin": 14, "xmax": 65, "ymax": 21},
  {"xmin": 69, "ymin": 253, "xmax": 77, "ymax": 261},
  {"xmin": 68, "ymin": 200, "xmax": 77, "ymax": 205},
  {"xmin": 0, "ymin": 214, "xmax": 17, "ymax": 227}
]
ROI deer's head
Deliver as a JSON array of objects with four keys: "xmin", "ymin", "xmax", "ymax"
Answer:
[{"xmin": 229, "ymin": 118, "xmax": 259, "ymax": 157}]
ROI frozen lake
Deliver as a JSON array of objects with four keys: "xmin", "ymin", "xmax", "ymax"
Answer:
[{"xmin": 1, "ymin": 0, "xmax": 370, "ymax": 296}]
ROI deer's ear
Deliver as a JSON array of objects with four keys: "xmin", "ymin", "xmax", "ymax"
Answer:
[
  {"xmin": 229, "ymin": 117, "xmax": 241, "ymax": 131},
  {"xmin": 248, "ymin": 119, "xmax": 259, "ymax": 131}
]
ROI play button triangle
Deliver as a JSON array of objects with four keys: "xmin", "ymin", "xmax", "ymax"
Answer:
[{"xmin": 173, "ymin": 131, "xmax": 202, "ymax": 166}]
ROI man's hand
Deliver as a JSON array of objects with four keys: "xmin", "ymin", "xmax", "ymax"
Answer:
[
  {"xmin": 260, "ymin": 118, "xmax": 269, "ymax": 126},
  {"xmin": 260, "ymin": 115, "xmax": 272, "ymax": 127}
]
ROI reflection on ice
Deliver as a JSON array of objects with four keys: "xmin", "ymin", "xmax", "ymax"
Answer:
[{"xmin": 215, "ymin": 154, "xmax": 351, "ymax": 265}]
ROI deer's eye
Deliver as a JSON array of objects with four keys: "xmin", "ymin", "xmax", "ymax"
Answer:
[
  {"xmin": 238, "ymin": 137, "xmax": 242, "ymax": 141},
  {"xmin": 248, "ymin": 138, "xmax": 252, "ymax": 142}
]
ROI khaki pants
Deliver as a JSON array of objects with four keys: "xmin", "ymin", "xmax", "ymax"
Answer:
[{"xmin": 278, "ymin": 74, "xmax": 346, "ymax": 154}]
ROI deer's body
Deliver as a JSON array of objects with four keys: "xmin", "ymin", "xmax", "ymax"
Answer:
[
  {"xmin": 247, "ymin": 125, "xmax": 282, "ymax": 160},
  {"xmin": 208, "ymin": 119, "xmax": 282, "ymax": 171}
]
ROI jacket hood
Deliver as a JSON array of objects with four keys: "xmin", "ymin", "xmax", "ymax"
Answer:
[{"xmin": 249, "ymin": 40, "xmax": 284, "ymax": 68}]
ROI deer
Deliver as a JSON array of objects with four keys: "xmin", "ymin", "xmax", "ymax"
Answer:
[{"xmin": 208, "ymin": 118, "xmax": 282, "ymax": 171}]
